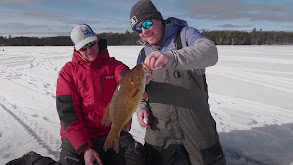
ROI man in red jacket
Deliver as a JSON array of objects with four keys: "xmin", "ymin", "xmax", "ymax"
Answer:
[
  {"xmin": 6, "ymin": 24, "xmax": 148, "ymax": 165},
  {"xmin": 56, "ymin": 24, "xmax": 147, "ymax": 165}
]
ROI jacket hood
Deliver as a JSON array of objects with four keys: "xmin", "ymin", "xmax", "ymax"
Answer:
[
  {"xmin": 165, "ymin": 17, "xmax": 188, "ymax": 27},
  {"xmin": 163, "ymin": 17, "xmax": 188, "ymax": 42}
]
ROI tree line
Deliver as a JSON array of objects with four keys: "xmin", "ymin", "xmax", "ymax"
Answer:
[
  {"xmin": 202, "ymin": 29, "xmax": 293, "ymax": 45},
  {"xmin": 1, "ymin": 29, "xmax": 293, "ymax": 46}
]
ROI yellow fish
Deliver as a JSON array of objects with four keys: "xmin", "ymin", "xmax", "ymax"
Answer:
[{"xmin": 102, "ymin": 63, "xmax": 151, "ymax": 152}]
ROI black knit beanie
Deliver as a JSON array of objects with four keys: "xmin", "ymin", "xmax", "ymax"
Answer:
[{"xmin": 130, "ymin": 0, "xmax": 163, "ymax": 30}]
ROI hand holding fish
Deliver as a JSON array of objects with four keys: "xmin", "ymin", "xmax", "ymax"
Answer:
[
  {"xmin": 144, "ymin": 51, "xmax": 168, "ymax": 71},
  {"xmin": 145, "ymin": 73, "xmax": 153, "ymax": 85},
  {"xmin": 137, "ymin": 109, "xmax": 150, "ymax": 128}
]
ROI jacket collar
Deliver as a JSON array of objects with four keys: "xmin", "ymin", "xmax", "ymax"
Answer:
[{"xmin": 71, "ymin": 49, "xmax": 110, "ymax": 69}]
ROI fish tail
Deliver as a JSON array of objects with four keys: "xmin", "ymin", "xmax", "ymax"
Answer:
[{"xmin": 103, "ymin": 132, "xmax": 120, "ymax": 153}]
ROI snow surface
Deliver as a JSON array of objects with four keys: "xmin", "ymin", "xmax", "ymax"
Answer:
[{"xmin": 0, "ymin": 45, "xmax": 293, "ymax": 165}]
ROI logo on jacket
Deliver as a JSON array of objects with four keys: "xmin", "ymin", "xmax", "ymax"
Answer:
[{"xmin": 106, "ymin": 76, "xmax": 114, "ymax": 79}]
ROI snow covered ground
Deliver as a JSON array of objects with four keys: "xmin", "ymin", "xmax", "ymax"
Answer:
[{"xmin": 0, "ymin": 45, "xmax": 292, "ymax": 165}]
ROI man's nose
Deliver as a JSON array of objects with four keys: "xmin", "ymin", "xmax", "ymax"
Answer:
[
  {"xmin": 141, "ymin": 27, "xmax": 149, "ymax": 34},
  {"xmin": 86, "ymin": 45, "xmax": 95, "ymax": 52}
]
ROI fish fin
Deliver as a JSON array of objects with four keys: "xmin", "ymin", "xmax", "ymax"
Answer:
[
  {"xmin": 143, "ymin": 91, "xmax": 148, "ymax": 101},
  {"xmin": 131, "ymin": 88, "xmax": 139, "ymax": 98},
  {"xmin": 103, "ymin": 128, "xmax": 120, "ymax": 153},
  {"xmin": 123, "ymin": 118, "xmax": 132, "ymax": 132},
  {"xmin": 101, "ymin": 105, "xmax": 111, "ymax": 126}
]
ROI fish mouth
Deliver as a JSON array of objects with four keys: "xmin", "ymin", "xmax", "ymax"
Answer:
[{"xmin": 142, "ymin": 63, "xmax": 151, "ymax": 75}]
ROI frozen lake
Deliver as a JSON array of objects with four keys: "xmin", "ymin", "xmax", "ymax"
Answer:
[{"xmin": 0, "ymin": 45, "xmax": 293, "ymax": 165}]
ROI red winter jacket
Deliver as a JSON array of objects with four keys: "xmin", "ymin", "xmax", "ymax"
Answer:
[{"xmin": 56, "ymin": 48, "xmax": 129, "ymax": 155}]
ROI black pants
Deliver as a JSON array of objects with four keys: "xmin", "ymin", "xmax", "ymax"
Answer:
[
  {"xmin": 145, "ymin": 143, "xmax": 192, "ymax": 165},
  {"xmin": 59, "ymin": 131, "xmax": 148, "ymax": 165}
]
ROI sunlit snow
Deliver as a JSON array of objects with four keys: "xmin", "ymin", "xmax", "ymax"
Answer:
[{"xmin": 0, "ymin": 45, "xmax": 292, "ymax": 165}]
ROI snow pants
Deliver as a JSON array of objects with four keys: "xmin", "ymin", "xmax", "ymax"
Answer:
[
  {"xmin": 58, "ymin": 130, "xmax": 149, "ymax": 165},
  {"xmin": 145, "ymin": 142, "xmax": 225, "ymax": 165},
  {"xmin": 144, "ymin": 143, "xmax": 192, "ymax": 165}
]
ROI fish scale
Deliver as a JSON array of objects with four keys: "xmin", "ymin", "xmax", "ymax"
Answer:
[{"xmin": 101, "ymin": 63, "xmax": 150, "ymax": 152}]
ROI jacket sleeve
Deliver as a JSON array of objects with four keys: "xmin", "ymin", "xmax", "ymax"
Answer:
[
  {"xmin": 113, "ymin": 59, "xmax": 130, "ymax": 84},
  {"xmin": 56, "ymin": 64, "xmax": 93, "ymax": 155},
  {"xmin": 164, "ymin": 27, "xmax": 218, "ymax": 70}
]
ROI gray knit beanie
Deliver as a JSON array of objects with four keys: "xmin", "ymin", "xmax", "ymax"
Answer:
[{"xmin": 130, "ymin": 0, "xmax": 163, "ymax": 30}]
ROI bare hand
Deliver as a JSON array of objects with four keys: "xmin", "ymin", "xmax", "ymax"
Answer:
[
  {"xmin": 137, "ymin": 110, "xmax": 150, "ymax": 128},
  {"xmin": 144, "ymin": 51, "xmax": 168, "ymax": 71},
  {"xmin": 83, "ymin": 148, "xmax": 103, "ymax": 165},
  {"xmin": 146, "ymin": 73, "xmax": 153, "ymax": 85}
]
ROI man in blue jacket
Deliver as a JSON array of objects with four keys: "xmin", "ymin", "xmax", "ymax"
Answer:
[{"xmin": 129, "ymin": 0, "xmax": 226, "ymax": 164}]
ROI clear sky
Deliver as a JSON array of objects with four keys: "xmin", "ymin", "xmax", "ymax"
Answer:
[{"xmin": 1, "ymin": 0, "xmax": 293, "ymax": 37}]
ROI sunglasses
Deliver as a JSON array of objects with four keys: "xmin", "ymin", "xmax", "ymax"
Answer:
[
  {"xmin": 79, "ymin": 41, "xmax": 96, "ymax": 51},
  {"xmin": 135, "ymin": 19, "xmax": 153, "ymax": 34}
]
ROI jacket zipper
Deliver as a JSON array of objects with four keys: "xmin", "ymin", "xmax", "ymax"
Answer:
[{"xmin": 100, "ymin": 74, "xmax": 104, "ymax": 100}]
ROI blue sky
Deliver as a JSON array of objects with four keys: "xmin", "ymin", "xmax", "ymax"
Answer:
[{"xmin": 1, "ymin": 0, "xmax": 293, "ymax": 37}]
